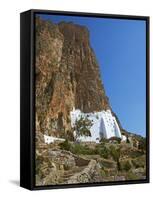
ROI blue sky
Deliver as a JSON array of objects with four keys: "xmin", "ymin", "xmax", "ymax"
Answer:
[{"xmin": 37, "ymin": 14, "xmax": 146, "ymax": 137}]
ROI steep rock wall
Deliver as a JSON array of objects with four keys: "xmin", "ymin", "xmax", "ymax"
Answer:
[{"xmin": 35, "ymin": 17, "xmax": 111, "ymax": 138}]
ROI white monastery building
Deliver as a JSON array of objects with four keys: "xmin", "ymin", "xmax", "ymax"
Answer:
[
  {"xmin": 44, "ymin": 107, "xmax": 126, "ymax": 144},
  {"xmin": 70, "ymin": 107, "xmax": 124, "ymax": 143}
]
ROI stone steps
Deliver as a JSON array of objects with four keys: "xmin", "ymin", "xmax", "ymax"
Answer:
[{"xmin": 60, "ymin": 166, "xmax": 86, "ymax": 183}]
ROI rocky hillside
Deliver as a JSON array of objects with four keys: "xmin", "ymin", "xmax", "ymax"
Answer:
[
  {"xmin": 35, "ymin": 138, "xmax": 146, "ymax": 185},
  {"xmin": 35, "ymin": 17, "xmax": 110, "ymax": 138}
]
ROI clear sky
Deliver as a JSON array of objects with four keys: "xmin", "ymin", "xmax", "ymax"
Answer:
[{"xmin": 37, "ymin": 14, "xmax": 146, "ymax": 137}]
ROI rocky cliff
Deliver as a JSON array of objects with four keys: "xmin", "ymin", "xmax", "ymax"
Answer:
[{"xmin": 35, "ymin": 17, "xmax": 111, "ymax": 138}]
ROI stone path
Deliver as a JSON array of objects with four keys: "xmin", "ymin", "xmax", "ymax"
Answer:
[{"xmin": 60, "ymin": 166, "xmax": 86, "ymax": 183}]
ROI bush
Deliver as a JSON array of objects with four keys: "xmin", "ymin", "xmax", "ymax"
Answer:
[
  {"xmin": 109, "ymin": 137, "xmax": 121, "ymax": 144},
  {"xmin": 131, "ymin": 156, "xmax": 145, "ymax": 168},
  {"xmin": 126, "ymin": 171, "xmax": 140, "ymax": 180},
  {"xmin": 101, "ymin": 169, "xmax": 106, "ymax": 177},
  {"xmin": 109, "ymin": 145, "xmax": 120, "ymax": 161},
  {"xmin": 129, "ymin": 150, "xmax": 143, "ymax": 158},
  {"xmin": 59, "ymin": 139, "xmax": 72, "ymax": 151},
  {"xmin": 100, "ymin": 138, "xmax": 109, "ymax": 144},
  {"xmin": 126, "ymin": 136, "xmax": 130, "ymax": 143},
  {"xmin": 138, "ymin": 138, "xmax": 146, "ymax": 152},
  {"xmin": 74, "ymin": 116, "xmax": 93, "ymax": 139},
  {"xmin": 95, "ymin": 145, "xmax": 110, "ymax": 159},
  {"xmin": 109, "ymin": 145, "xmax": 121, "ymax": 170},
  {"xmin": 71, "ymin": 143, "xmax": 95, "ymax": 155},
  {"xmin": 120, "ymin": 160, "xmax": 132, "ymax": 171}
]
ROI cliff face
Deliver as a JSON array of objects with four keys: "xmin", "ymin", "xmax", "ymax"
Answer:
[{"xmin": 35, "ymin": 17, "xmax": 110, "ymax": 138}]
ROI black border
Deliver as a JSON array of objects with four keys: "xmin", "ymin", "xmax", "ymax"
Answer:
[{"xmin": 21, "ymin": 9, "xmax": 150, "ymax": 190}]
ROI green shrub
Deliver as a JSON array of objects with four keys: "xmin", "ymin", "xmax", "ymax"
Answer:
[
  {"xmin": 109, "ymin": 137, "xmax": 121, "ymax": 144},
  {"xmin": 129, "ymin": 150, "xmax": 143, "ymax": 158},
  {"xmin": 100, "ymin": 138, "xmax": 109, "ymax": 144},
  {"xmin": 59, "ymin": 139, "xmax": 72, "ymax": 151},
  {"xmin": 126, "ymin": 136, "xmax": 130, "ymax": 143},
  {"xmin": 109, "ymin": 145, "xmax": 120, "ymax": 161},
  {"xmin": 101, "ymin": 169, "xmax": 106, "ymax": 177},
  {"xmin": 95, "ymin": 145, "xmax": 110, "ymax": 159},
  {"xmin": 126, "ymin": 171, "xmax": 140, "ymax": 180},
  {"xmin": 109, "ymin": 145, "xmax": 121, "ymax": 170},
  {"xmin": 71, "ymin": 143, "xmax": 95, "ymax": 155},
  {"xmin": 131, "ymin": 156, "xmax": 145, "ymax": 168},
  {"xmin": 74, "ymin": 116, "xmax": 93, "ymax": 139},
  {"xmin": 138, "ymin": 138, "xmax": 146, "ymax": 152},
  {"xmin": 120, "ymin": 160, "xmax": 132, "ymax": 171}
]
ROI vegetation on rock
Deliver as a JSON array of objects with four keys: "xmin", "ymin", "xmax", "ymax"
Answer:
[{"xmin": 74, "ymin": 116, "xmax": 93, "ymax": 140}]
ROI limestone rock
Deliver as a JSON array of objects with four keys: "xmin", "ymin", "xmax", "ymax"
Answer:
[{"xmin": 35, "ymin": 16, "xmax": 111, "ymax": 138}]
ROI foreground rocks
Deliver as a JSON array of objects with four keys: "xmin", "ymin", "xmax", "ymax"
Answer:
[
  {"xmin": 35, "ymin": 139, "xmax": 146, "ymax": 186},
  {"xmin": 67, "ymin": 159, "xmax": 101, "ymax": 184},
  {"xmin": 36, "ymin": 148, "xmax": 102, "ymax": 186}
]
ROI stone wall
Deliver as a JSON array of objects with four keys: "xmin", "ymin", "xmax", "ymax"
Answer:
[
  {"xmin": 36, "ymin": 149, "xmax": 102, "ymax": 185},
  {"xmin": 67, "ymin": 159, "xmax": 101, "ymax": 184}
]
